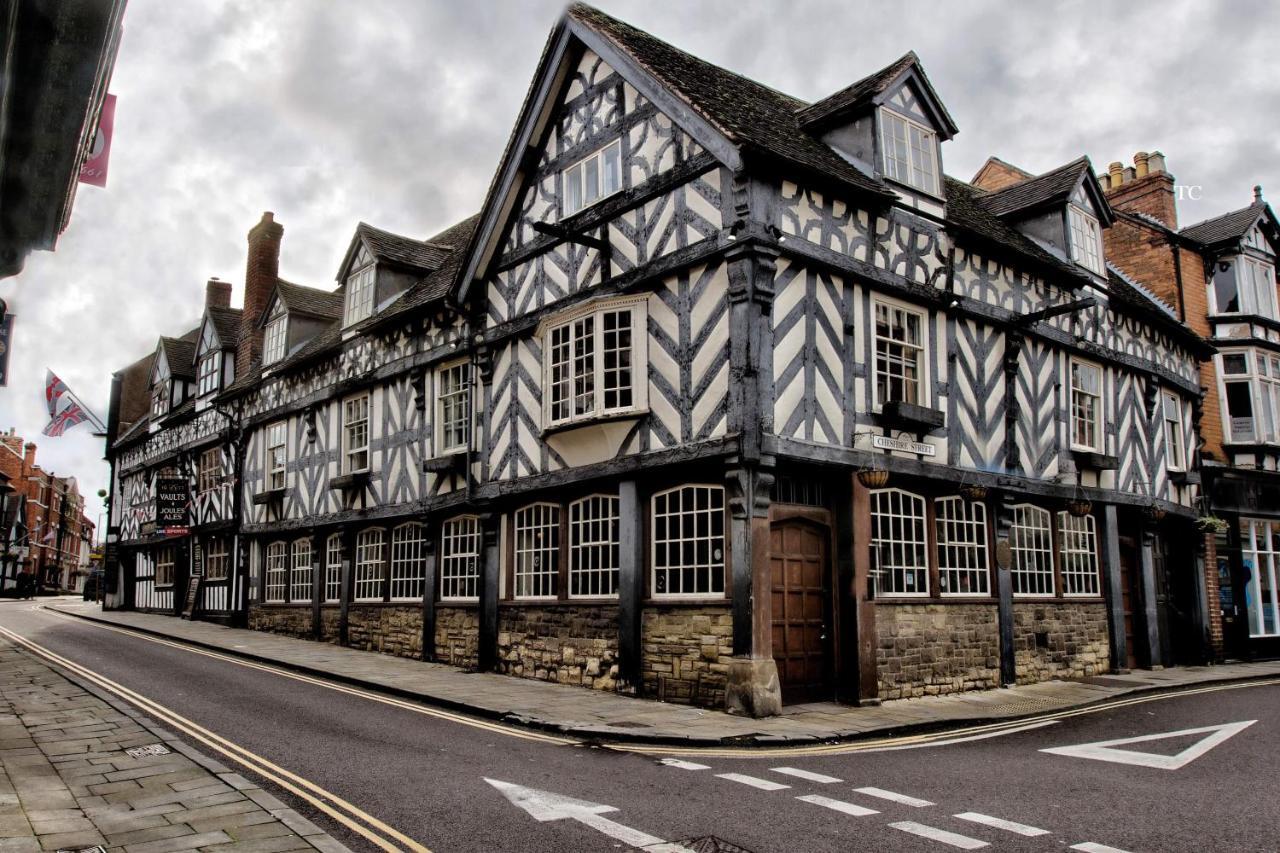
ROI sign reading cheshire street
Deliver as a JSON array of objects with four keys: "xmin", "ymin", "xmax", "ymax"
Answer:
[{"xmin": 872, "ymin": 435, "xmax": 937, "ymax": 457}]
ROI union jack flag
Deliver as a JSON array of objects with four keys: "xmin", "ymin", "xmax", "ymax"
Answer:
[{"xmin": 42, "ymin": 370, "xmax": 99, "ymax": 437}]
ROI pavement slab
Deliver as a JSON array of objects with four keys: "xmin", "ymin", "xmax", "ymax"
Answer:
[{"xmin": 0, "ymin": 636, "xmax": 349, "ymax": 852}]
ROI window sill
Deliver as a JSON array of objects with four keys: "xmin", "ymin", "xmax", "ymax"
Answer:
[
  {"xmin": 251, "ymin": 489, "xmax": 286, "ymax": 506},
  {"xmin": 542, "ymin": 409, "xmax": 647, "ymax": 439},
  {"xmin": 876, "ymin": 401, "xmax": 945, "ymax": 434},
  {"xmin": 1072, "ymin": 450, "xmax": 1118, "ymax": 471},
  {"xmin": 1169, "ymin": 470, "xmax": 1200, "ymax": 486},
  {"xmin": 644, "ymin": 596, "xmax": 729, "ymax": 606},
  {"xmin": 423, "ymin": 453, "xmax": 466, "ymax": 474},
  {"xmin": 328, "ymin": 472, "xmax": 370, "ymax": 491},
  {"xmin": 876, "ymin": 597, "xmax": 996, "ymax": 605}
]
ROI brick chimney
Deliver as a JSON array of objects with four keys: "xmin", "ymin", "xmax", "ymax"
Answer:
[
  {"xmin": 236, "ymin": 212, "xmax": 283, "ymax": 377},
  {"xmin": 23, "ymin": 442, "xmax": 36, "ymax": 474},
  {"xmin": 1100, "ymin": 150, "xmax": 1177, "ymax": 229},
  {"xmin": 205, "ymin": 277, "xmax": 232, "ymax": 310}
]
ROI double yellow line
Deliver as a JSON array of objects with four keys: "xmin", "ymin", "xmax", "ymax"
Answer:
[{"xmin": 0, "ymin": 624, "xmax": 430, "ymax": 852}]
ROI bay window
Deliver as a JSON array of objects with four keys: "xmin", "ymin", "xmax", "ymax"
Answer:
[
  {"xmin": 1212, "ymin": 256, "xmax": 1277, "ymax": 318},
  {"xmin": 1070, "ymin": 358, "xmax": 1103, "ymax": 452},
  {"xmin": 1221, "ymin": 349, "xmax": 1280, "ymax": 444},
  {"xmin": 1241, "ymin": 518, "xmax": 1280, "ymax": 637},
  {"xmin": 871, "ymin": 488, "xmax": 929, "ymax": 596},
  {"xmin": 544, "ymin": 298, "xmax": 647, "ymax": 428},
  {"xmin": 562, "ymin": 140, "xmax": 621, "ymax": 217},
  {"xmin": 873, "ymin": 299, "xmax": 925, "ymax": 408},
  {"xmin": 652, "ymin": 485, "xmax": 725, "ymax": 598}
]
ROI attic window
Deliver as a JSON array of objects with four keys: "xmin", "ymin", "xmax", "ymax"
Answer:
[
  {"xmin": 1068, "ymin": 206, "xmax": 1104, "ymax": 275},
  {"xmin": 197, "ymin": 351, "xmax": 221, "ymax": 396},
  {"xmin": 562, "ymin": 140, "xmax": 621, "ymax": 217},
  {"xmin": 263, "ymin": 307, "xmax": 287, "ymax": 366},
  {"xmin": 151, "ymin": 382, "xmax": 168, "ymax": 419},
  {"xmin": 344, "ymin": 264, "xmax": 376, "ymax": 326},
  {"xmin": 880, "ymin": 109, "xmax": 937, "ymax": 196}
]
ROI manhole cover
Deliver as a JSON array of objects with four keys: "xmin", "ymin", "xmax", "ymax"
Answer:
[
  {"xmin": 676, "ymin": 837, "xmax": 754, "ymax": 853},
  {"xmin": 126, "ymin": 743, "xmax": 171, "ymax": 758}
]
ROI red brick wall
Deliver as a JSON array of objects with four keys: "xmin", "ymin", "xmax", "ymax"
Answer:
[
  {"xmin": 236, "ymin": 212, "xmax": 283, "ymax": 377},
  {"xmin": 1202, "ymin": 532, "xmax": 1223, "ymax": 658}
]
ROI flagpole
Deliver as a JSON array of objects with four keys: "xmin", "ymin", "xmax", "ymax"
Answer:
[{"xmin": 62, "ymin": 388, "xmax": 107, "ymax": 433}]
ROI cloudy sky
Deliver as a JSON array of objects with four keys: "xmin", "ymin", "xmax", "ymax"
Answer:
[{"xmin": 2, "ymin": 0, "xmax": 1277, "ymax": 514}]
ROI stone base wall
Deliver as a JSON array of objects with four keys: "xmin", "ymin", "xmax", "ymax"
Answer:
[
  {"xmin": 435, "ymin": 606, "xmax": 479, "ymax": 668},
  {"xmin": 319, "ymin": 607, "xmax": 340, "ymax": 643},
  {"xmin": 497, "ymin": 605, "xmax": 620, "ymax": 691},
  {"xmin": 641, "ymin": 606, "xmax": 733, "ymax": 708},
  {"xmin": 347, "ymin": 606, "xmax": 422, "ymax": 659},
  {"xmin": 248, "ymin": 605, "xmax": 312, "ymax": 639},
  {"xmin": 875, "ymin": 603, "xmax": 1001, "ymax": 700},
  {"xmin": 1013, "ymin": 601, "xmax": 1109, "ymax": 682}
]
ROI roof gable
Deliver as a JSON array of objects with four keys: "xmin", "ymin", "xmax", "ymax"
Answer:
[
  {"xmin": 336, "ymin": 223, "xmax": 451, "ymax": 282},
  {"xmin": 796, "ymin": 52, "xmax": 959, "ymax": 140},
  {"xmin": 258, "ymin": 281, "xmax": 343, "ymax": 329},
  {"xmin": 980, "ymin": 157, "xmax": 1113, "ymax": 226},
  {"xmin": 1181, "ymin": 201, "xmax": 1280, "ymax": 252}
]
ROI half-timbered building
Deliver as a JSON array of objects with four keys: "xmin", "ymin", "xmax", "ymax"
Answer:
[{"xmin": 105, "ymin": 5, "xmax": 1217, "ymax": 716}]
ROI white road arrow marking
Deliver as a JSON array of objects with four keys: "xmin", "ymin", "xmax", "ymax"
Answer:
[
  {"xmin": 485, "ymin": 778, "xmax": 694, "ymax": 853},
  {"xmin": 1040, "ymin": 720, "xmax": 1256, "ymax": 770}
]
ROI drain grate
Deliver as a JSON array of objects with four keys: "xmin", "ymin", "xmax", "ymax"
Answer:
[
  {"xmin": 125, "ymin": 743, "xmax": 171, "ymax": 758},
  {"xmin": 984, "ymin": 697, "xmax": 1064, "ymax": 714},
  {"xmin": 676, "ymin": 837, "xmax": 755, "ymax": 853}
]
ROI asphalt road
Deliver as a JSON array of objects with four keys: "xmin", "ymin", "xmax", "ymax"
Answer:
[{"xmin": 0, "ymin": 602, "xmax": 1275, "ymax": 853}]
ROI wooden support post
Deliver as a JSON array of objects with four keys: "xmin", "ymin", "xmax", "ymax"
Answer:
[
  {"xmin": 338, "ymin": 529, "xmax": 352, "ymax": 647},
  {"xmin": 310, "ymin": 532, "xmax": 322, "ymax": 640},
  {"xmin": 617, "ymin": 480, "xmax": 643, "ymax": 693},
  {"xmin": 852, "ymin": 473, "xmax": 879, "ymax": 704},
  {"xmin": 478, "ymin": 513, "xmax": 500, "ymax": 672},
  {"xmin": 1140, "ymin": 526, "xmax": 1162, "ymax": 668},
  {"xmin": 421, "ymin": 530, "xmax": 437, "ymax": 662},
  {"xmin": 1098, "ymin": 504, "xmax": 1128, "ymax": 673},
  {"xmin": 995, "ymin": 492, "xmax": 1016, "ymax": 687}
]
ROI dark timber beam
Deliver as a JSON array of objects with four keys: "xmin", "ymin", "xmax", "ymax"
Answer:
[
  {"xmin": 1139, "ymin": 527, "xmax": 1162, "ymax": 669},
  {"xmin": 617, "ymin": 480, "xmax": 643, "ymax": 693},
  {"xmin": 1015, "ymin": 296, "xmax": 1098, "ymax": 327},
  {"xmin": 477, "ymin": 513, "xmax": 500, "ymax": 672},
  {"xmin": 1098, "ymin": 504, "xmax": 1129, "ymax": 672}
]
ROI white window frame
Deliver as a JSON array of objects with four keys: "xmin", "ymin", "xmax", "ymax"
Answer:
[
  {"xmin": 197, "ymin": 448, "xmax": 220, "ymax": 495},
  {"xmin": 266, "ymin": 422, "xmax": 287, "ymax": 490},
  {"xmin": 872, "ymin": 296, "xmax": 927, "ymax": 410},
  {"xmin": 1241, "ymin": 517, "xmax": 1280, "ymax": 638},
  {"xmin": 1069, "ymin": 358, "xmax": 1104, "ymax": 453},
  {"xmin": 561, "ymin": 139, "xmax": 622, "ymax": 217},
  {"xmin": 154, "ymin": 545, "xmax": 175, "ymax": 588},
  {"xmin": 354, "ymin": 528, "xmax": 384, "ymax": 602},
  {"xmin": 1163, "ymin": 392, "xmax": 1185, "ymax": 471},
  {"xmin": 514, "ymin": 503, "xmax": 559, "ymax": 600},
  {"xmin": 870, "ymin": 488, "xmax": 929, "ymax": 597},
  {"xmin": 934, "ymin": 497, "xmax": 990, "ymax": 597},
  {"xmin": 1010, "ymin": 504, "xmax": 1055, "ymax": 597},
  {"xmin": 541, "ymin": 296, "xmax": 649, "ymax": 428},
  {"xmin": 651, "ymin": 484, "xmax": 726, "ymax": 600},
  {"xmin": 197, "ymin": 350, "xmax": 221, "ymax": 397},
  {"xmin": 263, "ymin": 310, "xmax": 288, "ymax": 366},
  {"xmin": 879, "ymin": 108, "xmax": 939, "ymax": 196},
  {"xmin": 435, "ymin": 360, "xmax": 471, "ymax": 456},
  {"xmin": 325, "ymin": 534, "xmax": 342, "ymax": 603},
  {"xmin": 569, "ymin": 494, "xmax": 620, "ymax": 599},
  {"xmin": 1068, "ymin": 205, "xmax": 1104, "ymax": 275},
  {"xmin": 264, "ymin": 541, "xmax": 287, "ymax": 602},
  {"xmin": 1244, "ymin": 257, "xmax": 1279, "ymax": 320},
  {"xmin": 290, "ymin": 537, "xmax": 313, "ymax": 603},
  {"xmin": 205, "ymin": 537, "xmax": 229, "ymax": 581},
  {"xmin": 440, "ymin": 516, "xmax": 480, "ymax": 602},
  {"xmin": 1057, "ymin": 512, "xmax": 1100, "ymax": 597},
  {"xmin": 389, "ymin": 523, "xmax": 426, "ymax": 601},
  {"xmin": 344, "ymin": 263, "xmax": 376, "ymax": 327},
  {"xmin": 1219, "ymin": 349, "xmax": 1280, "ymax": 444},
  {"xmin": 152, "ymin": 381, "xmax": 169, "ymax": 419},
  {"xmin": 343, "ymin": 394, "xmax": 370, "ymax": 473}
]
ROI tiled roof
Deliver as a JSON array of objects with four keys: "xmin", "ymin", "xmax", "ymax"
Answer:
[
  {"xmin": 160, "ymin": 330, "xmax": 198, "ymax": 379},
  {"xmin": 1106, "ymin": 265, "xmax": 1213, "ymax": 356},
  {"xmin": 981, "ymin": 157, "xmax": 1092, "ymax": 218},
  {"xmin": 794, "ymin": 52, "xmax": 917, "ymax": 129},
  {"xmin": 357, "ymin": 222, "xmax": 453, "ymax": 271},
  {"xmin": 207, "ymin": 306, "xmax": 243, "ymax": 347},
  {"xmin": 567, "ymin": 4, "xmax": 892, "ymax": 201},
  {"xmin": 274, "ymin": 280, "xmax": 343, "ymax": 320},
  {"xmin": 1180, "ymin": 203, "xmax": 1266, "ymax": 247},
  {"xmin": 944, "ymin": 176, "xmax": 1092, "ymax": 287}
]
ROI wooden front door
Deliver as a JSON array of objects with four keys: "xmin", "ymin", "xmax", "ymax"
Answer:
[
  {"xmin": 1118, "ymin": 535, "xmax": 1139, "ymax": 669},
  {"xmin": 770, "ymin": 519, "xmax": 832, "ymax": 703}
]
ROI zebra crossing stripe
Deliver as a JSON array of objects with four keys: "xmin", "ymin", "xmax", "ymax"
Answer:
[
  {"xmin": 854, "ymin": 787, "xmax": 934, "ymax": 807},
  {"xmin": 658, "ymin": 759, "xmax": 708, "ymax": 770},
  {"xmin": 953, "ymin": 812, "xmax": 1049, "ymax": 837},
  {"xmin": 714, "ymin": 773, "xmax": 790, "ymax": 791},
  {"xmin": 889, "ymin": 822, "xmax": 987, "ymax": 850},
  {"xmin": 1071, "ymin": 844, "xmax": 1133, "ymax": 853},
  {"xmin": 796, "ymin": 794, "xmax": 877, "ymax": 817},
  {"xmin": 771, "ymin": 767, "xmax": 841, "ymax": 784}
]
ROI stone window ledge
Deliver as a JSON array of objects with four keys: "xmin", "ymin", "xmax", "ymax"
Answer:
[
  {"xmin": 500, "ymin": 597, "xmax": 620, "ymax": 608},
  {"xmin": 642, "ymin": 597, "xmax": 730, "ymax": 607},
  {"xmin": 874, "ymin": 597, "xmax": 997, "ymax": 605}
]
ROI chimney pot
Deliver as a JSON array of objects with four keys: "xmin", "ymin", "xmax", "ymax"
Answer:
[
  {"xmin": 205, "ymin": 278, "xmax": 232, "ymax": 310},
  {"xmin": 1109, "ymin": 161, "xmax": 1125, "ymax": 186},
  {"xmin": 1134, "ymin": 151, "xmax": 1150, "ymax": 178},
  {"xmin": 1255, "ymin": 185, "xmax": 1264, "ymax": 204},
  {"xmin": 1098, "ymin": 172, "xmax": 1111, "ymax": 191},
  {"xmin": 1123, "ymin": 166, "xmax": 1137, "ymax": 183},
  {"xmin": 1147, "ymin": 151, "xmax": 1166, "ymax": 174}
]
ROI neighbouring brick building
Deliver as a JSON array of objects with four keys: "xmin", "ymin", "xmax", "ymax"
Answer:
[
  {"xmin": 107, "ymin": 5, "xmax": 1224, "ymax": 716},
  {"xmin": 0, "ymin": 430, "xmax": 87, "ymax": 592}
]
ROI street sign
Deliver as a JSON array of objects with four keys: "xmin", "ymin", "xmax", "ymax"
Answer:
[
  {"xmin": 192, "ymin": 543, "xmax": 204, "ymax": 576},
  {"xmin": 1040, "ymin": 720, "xmax": 1255, "ymax": 770},
  {"xmin": 872, "ymin": 435, "xmax": 936, "ymax": 456}
]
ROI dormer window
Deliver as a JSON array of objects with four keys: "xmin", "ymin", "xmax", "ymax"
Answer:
[
  {"xmin": 562, "ymin": 140, "xmax": 621, "ymax": 217},
  {"xmin": 263, "ymin": 306, "xmax": 287, "ymax": 366},
  {"xmin": 880, "ymin": 109, "xmax": 937, "ymax": 196},
  {"xmin": 1068, "ymin": 206, "xmax": 1104, "ymax": 275},
  {"xmin": 197, "ymin": 351, "xmax": 221, "ymax": 396},
  {"xmin": 344, "ymin": 264, "xmax": 375, "ymax": 326},
  {"xmin": 151, "ymin": 382, "xmax": 168, "ymax": 419},
  {"xmin": 1211, "ymin": 257, "xmax": 1278, "ymax": 319}
]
